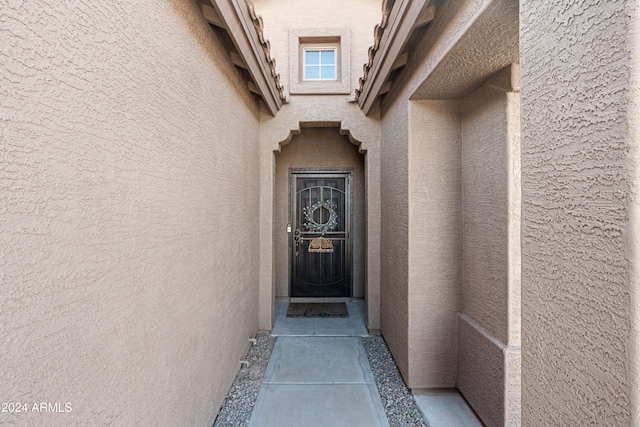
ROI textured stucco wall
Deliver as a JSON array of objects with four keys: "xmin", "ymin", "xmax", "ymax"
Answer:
[
  {"xmin": 274, "ymin": 128, "xmax": 365, "ymax": 298},
  {"xmin": 521, "ymin": 0, "xmax": 637, "ymax": 424},
  {"xmin": 631, "ymin": 2, "xmax": 640, "ymax": 423},
  {"xmin": 1, "ymin": 1, "xmax": 260, "ymax": 425},
  {"xmin": 407, "ymin": 100, "xmax": 462, "ymax": 388}
]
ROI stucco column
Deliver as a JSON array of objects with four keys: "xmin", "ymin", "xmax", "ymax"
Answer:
[
  {"xmin": 407, "ymin": 99, "xmax": 462, "ymax": 388},
  {"xmin": 364, "ymin": 142, "xmax": 382, "ymax": 331},
  {"xmin": 258, "ymin": 108, "xmax": 278, "ymax": 331}
]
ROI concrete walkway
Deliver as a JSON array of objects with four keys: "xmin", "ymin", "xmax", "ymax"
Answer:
[
  {"xmin": 248, "ymin": 300, "xmax": 388, "ymax": 427},
  {"xmin": 248, "ymin": 335, "xmax": 389, "ymax": 427},
  {"xmin": 246, "ymin": 300, "xmax": 483, "ymax": 427}
]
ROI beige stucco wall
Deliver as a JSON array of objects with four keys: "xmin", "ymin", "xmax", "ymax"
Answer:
[
  {"xmin": 274, "ymin": 127, "xmax": 365, "ymax": 298},
  {"xmin": 1, "ymin": 1, "xmax": 261, "ymax": 425},
  {"xmin": 631, "ymin": 2, "xmax": 640, "ymax": 422},
  {"xmin": 521, "ymin": 0, "xmax": 639, "ymax": 424}
]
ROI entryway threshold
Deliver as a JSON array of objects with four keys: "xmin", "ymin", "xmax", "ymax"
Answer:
[
  {"xmin": 271, "ymin": 300, "xmax": 368, "ymax": 337},
  {"xmin": 289, "ymin": 297, "xmax": 351, "ymax": 303}
]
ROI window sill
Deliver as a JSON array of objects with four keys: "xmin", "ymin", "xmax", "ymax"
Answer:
[{"xmin": 290, "ymin": 80, "xmax": 350, "ymax": 95}]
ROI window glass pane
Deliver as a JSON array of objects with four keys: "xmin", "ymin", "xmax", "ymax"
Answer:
[
  {"xmin": 305, "ymin": 50, "xmax": 320, "ymax": 65},
  {"xmin": 320, "ymin": 50, "xmax": 335, "ymax": 65},
  {"xmin": 320, "ymin": 65, "xmax": 335, "ymax": 80},
  {"xmin": 303, "ymin": 48, "xmax": 337, "ymax": 80},
  {"xmin": 305, "ymin": 65, "xmax": 320, "ymax": 80}
]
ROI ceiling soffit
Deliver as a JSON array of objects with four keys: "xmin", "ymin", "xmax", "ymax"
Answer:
[
  {"xmin": 360, "ymin": 0, "xmax": 519, "ymax": 113},
  {"xmin": 410, "ymin": 0, "xmax": 519, "ymax": 100}
]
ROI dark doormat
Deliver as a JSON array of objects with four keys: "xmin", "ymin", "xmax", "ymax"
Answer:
[{"xmin": 287, "ymin": 302, "xmax": 349, "ymax": 318}]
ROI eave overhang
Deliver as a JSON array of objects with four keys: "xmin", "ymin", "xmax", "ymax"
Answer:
[
  {"xmin": 199, "ymin": 0, "xmax": 285, "ymax": 116},
  {"xmin": 356, "ymin": 0, "xmax": 436, "ymax": 115}
]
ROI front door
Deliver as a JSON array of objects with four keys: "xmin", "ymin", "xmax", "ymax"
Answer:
[{"xmin": 291, "ymin": 171, "xmax": 351, "ymax": 297}]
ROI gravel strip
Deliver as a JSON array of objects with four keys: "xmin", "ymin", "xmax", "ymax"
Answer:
[
  {"xmin": 362, "ymin": 336, "xmax": 428, "ymax": 427},
  {"xmin": 213, "ymin": 333, "xmax": 276, "ymax": 427},
  {"xmin": 213, "ymin": 333, "xmax": 426, "ymax": 427}
]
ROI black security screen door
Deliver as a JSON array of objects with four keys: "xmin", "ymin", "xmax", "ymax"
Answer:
[{"xmin": 291, "ymin": 172, "xmax": 351, "ymax": 297}]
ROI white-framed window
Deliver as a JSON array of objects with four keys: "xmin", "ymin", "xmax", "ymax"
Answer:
[
  {"xmin": 289, "ymin": 28, "xmax": 350, "ymax": 95},
  {"xmin": 303, "ymin": 48, "xmax": 337, "ymax": 81}
]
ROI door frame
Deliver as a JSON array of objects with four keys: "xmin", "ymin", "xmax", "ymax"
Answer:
[{"xmin": 288, "ymin": 168, "xmax": 354, "ymax": 299}]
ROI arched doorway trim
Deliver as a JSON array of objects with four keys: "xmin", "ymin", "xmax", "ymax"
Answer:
[{"xmin": 259, "ymin": 115, "xmax": 381, "ymax": 332}]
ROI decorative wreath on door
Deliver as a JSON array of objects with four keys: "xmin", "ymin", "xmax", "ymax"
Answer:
[{"xmin": 303, "ymin": 200, "xmax": 339, "ymax": 236}]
